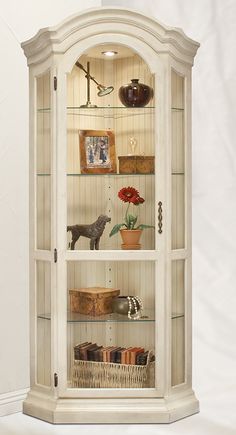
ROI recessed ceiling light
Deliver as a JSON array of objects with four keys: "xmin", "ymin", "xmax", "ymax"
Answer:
[{"xmin": 101, "ymin": 51, "xmax": 118, "ymax": 57}]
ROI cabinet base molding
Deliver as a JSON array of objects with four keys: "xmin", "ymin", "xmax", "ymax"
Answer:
[
  {"xmin": 0, "ymin": 388, "xmax": 29, "ymax": 417},
  {"xmin": 23, "ymin": 389, "xmax": 199, "ymax": 424}
]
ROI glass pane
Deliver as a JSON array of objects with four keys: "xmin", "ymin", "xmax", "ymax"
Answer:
[
  {"xmin": 172, "ymin": 174, "xmax": 185, "ymax": 249},
  {"xmin": 67, "ymin": 174, "xmax": 155, "ymax": 250},
  {"xmin": 66, "ymin": 49, "xmax": 155, "ymax": 251},
  {"xmin": 67, "ymin": 261, "xmax": 156, "ymax": 389},
  {"xmin": 36, "ymin": 72, "xmax": 51, "ymax": 249},
  {"xmin": 171, "ymin": 70, "xmax": 185, "ymax": 249},
  {"xmin": 36, "ymin": 261, "xmax": 51, "ymax": 386},
  {"xmin": 171, "ymin": 260, "xmax": 185, "ymax": 386}
]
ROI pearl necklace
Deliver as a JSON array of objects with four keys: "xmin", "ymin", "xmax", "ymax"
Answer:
[{"xmin": 127, "ymin": 296, "xmax": 143, "ymax": 320}]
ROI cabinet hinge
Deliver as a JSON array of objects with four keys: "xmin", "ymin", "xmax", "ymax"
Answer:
[
  {"xmin": 54, "ymin": 76, "xmax": 57, "ymax": 91},
  {"xmin": 54, "ymin": 373, "xmax": 58, "ymax": 388},
  {"xmin": 54, "ymin": 248, "xmax": 57, "ymax": 263}
]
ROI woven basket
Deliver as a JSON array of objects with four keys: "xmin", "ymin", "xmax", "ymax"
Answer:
[{"xmin": 72, "ymin": 352, "xmax": 154, "ymax": 388}]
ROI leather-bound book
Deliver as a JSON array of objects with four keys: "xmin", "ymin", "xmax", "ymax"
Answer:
[
  {"xmin": 131, "ymin": 347, "xmax": 144, "ymax": 365},
  {"xmin": 97, "ymin": 347, "xmax": 104, "ymax": 362},
  {"xmin": 136, "ymin": 351, "xmax": 149, "ymax": 365},
  {"xmin": 127, "ymin": 347, "xmax": 143, "ymax": 365},
  {"xmin": 121, "ymin": 348, "xmax": 127, "ymax": 365},
  {"xmin": 125, "ymin": 348, "xmax": 134, "ymax": 365},
  {"xmin": 115, "ymin": 348, "xmax": 125, "ymax": 364},
  {"xmin": 121, "ymin": 347, "xmax": 132, "ymax": 364},
  {"xmin": 125, "ymin": 347, "xmax": 133, "ymax": 364},
  {"xmin": 87, "ymin": 344, "xmax": 100, "ymax": 361},
  {"xmin": 102, "ymin": 346, "xmax": 112, "ymax": 362},
  {"xmin": 110, "ymin": 347, "xmax": 121, "ymax": 363},
  {"xmin": 107, "ymin": 347, "xmax": 116, "ymax": 363},
  {"xmin": 93, "ymin": 346, "xmax": 103, "ymax": 362},
  {"xmin": 80, "ymin": 343, "xmax": 96, "ymax": 361},
  {"xmin": 74, "ymin": 342, "xmax": 90, "ymax": 360}
]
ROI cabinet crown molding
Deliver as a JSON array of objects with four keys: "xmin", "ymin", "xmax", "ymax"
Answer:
[{"xmin": 21, "ymin": 7, "xmax": 200, "ymax": 66}]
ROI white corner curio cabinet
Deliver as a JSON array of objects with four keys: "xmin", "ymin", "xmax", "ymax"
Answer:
[{"xmin": 21, "ymin": 7, "xmax": 199, "ymax": 423}]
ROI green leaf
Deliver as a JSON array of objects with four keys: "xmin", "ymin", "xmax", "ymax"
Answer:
[
  {"xmin": 125, "ymin": 213, "xmax": 137, "ymax": 229},
  {"xmin": 136, "ymin": 224, "xmax": 155, "ymax": 230},
  {"xmin": 109, "ymin": 223, "xmax": 126, "ymax": 237},
  {"xmin": 130, "ymin": 215, "xmax": 138, "ymax": 229}
]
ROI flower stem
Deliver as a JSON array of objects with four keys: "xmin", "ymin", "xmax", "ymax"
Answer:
[{"xmin": 125, "ymin": 203, "xmax": 130, "ymax": 228}]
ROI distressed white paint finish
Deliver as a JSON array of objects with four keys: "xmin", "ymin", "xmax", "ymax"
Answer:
[
  {"xmin": 23, "ymin": 388, "xmax": 199, "ymax": 423},
  {"xmin": 22, "ymin": 6, "xmax": 199, "ymax": 423}
]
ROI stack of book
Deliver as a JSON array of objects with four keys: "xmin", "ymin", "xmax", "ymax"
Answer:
[{"xmin": 74, "ymin": 342, "xmax": 152, "ymax": 365}]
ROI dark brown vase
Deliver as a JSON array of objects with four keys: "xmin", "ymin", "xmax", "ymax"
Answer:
[{"xmin": 119, "ymin": 79, "xmax": 153, "ymax": 107}]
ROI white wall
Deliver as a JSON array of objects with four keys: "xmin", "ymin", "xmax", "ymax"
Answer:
[
  {"xmin": 1, "ymin": 0, "xmax": 236, "ymax": 428},
  {"xmin": 0, "ymin": 0, "xmax": 101, "ymax": 408}
]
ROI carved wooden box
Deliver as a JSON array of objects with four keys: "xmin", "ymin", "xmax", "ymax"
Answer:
[
  {"xmin": 118, "ymin": 155, "xmax": 155, "ymax": 174},
  {"xmin": 69, "ymin": 287, "xmax": 120, "ymax": 316}
]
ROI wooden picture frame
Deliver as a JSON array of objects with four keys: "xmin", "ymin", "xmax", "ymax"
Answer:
[{"xmin": 79, "ymin": 129, "xmax": 117, "ymax": 174}]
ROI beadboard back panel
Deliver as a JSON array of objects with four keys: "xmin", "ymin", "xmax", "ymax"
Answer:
[
  {"xmin": 66, "ymin": 260, "xmax": 156, "ymax": 386},
  {"xmin": 66, "ymin": 50, "xmax": 155, "ymax": 250}
]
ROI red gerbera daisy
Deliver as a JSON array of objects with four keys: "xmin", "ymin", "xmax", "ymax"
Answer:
[
  {"xmin": 118, "ymin": 186, "xmax": 139, "ymax": 203},
  {"xmin": 132, "ymin": 196, "xmax": 145, "ymax": 205}
]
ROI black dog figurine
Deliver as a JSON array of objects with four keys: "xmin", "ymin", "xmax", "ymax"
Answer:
[{"xmin": 67, "ymin": 214, "xmax": 111, "ymax": 250}]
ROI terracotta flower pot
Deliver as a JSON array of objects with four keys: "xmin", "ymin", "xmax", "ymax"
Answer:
[{"xmin": 120, "ymin": 229, "xmax": 142, "ymax": 250}]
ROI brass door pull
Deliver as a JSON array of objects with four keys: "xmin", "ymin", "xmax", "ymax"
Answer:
[{"xmin": 158, "ymin": 201, "xmax": 163, "ymax": 234}]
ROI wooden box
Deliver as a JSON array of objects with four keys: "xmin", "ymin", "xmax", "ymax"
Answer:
[
  {"xmin": 118, "ymin": 155, "xmax": 155, "ymax": 174},
  {"xmin": 69, "ymin": 287, "xmax": 120, "ymax": 316}
]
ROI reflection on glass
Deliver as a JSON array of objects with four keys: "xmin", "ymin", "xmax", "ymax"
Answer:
[
  {"xmin": 171, "ymin": 70, "xmax": 185, "ymax": 250},
  {"xmin": 36, "ymin": 72, "xmax": 51, "ymax": 250},
  {"xmin": 67, "ymin": 175, "xmax": 155, "ymax": 250},
  {"xmin": 66, "ymin": 54, "xmax": 155, "ymax": 251},
  {"xmin": 37, "ymin": 261, "xmax": 51, "ymax": 386},
  {"xmin": 67, "ymin": 261, "xmax": 155, "ymax": 389},
  {"xmin": 172, "ymin": 174, "xmax": 185, "ymax": 249},
  {"xmin": 171, "ymin": 260, "xmax": 185, "ymax": 386}
]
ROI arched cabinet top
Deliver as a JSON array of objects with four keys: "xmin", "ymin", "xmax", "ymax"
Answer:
[{"xmin": 21, "ymin": 7, "xmax": 199, "ymax": 67}]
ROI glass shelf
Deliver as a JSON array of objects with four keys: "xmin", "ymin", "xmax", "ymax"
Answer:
[
  {"xmin": 171, "ymin": 107, "xmax": 184, "ymax": 112},
  {"xmin": 37, "ymin": 172, "xmax": 184, "ymax": 177},
  {"xmin": 67, "ymin": 172, "xmax": 154, "ymax": 177},
  {"xmin": 37, "ymin": 172, "xmax": 155, "ymax": 177},
  {"xmin": 37, "ymin": 106, "xmax": 184, "ymax": 116},
  {"xmin": 38, "ymin": 311, "xmax": 184, "ymax": 323}
]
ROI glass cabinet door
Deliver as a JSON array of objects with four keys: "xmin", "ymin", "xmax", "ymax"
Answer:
[{"xmin": 65, "ymin": 46, "xmax": 157, "ymax": 390}]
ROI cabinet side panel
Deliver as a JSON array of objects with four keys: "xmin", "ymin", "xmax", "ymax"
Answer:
[
  {"xmin": 171, "ymin": 71, "xmax": 185, "ymax": 250},
  {"xmin": 36, "ymin": 260, "xmax": 51, "ymax": 386},
  {"xmin": 36, "ymin": 72, "xmax": 51, "ymax": 250}
]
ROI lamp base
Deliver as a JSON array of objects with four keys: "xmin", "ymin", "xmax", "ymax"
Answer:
[{"xmin": 80, "ymin": 102, "xmax": 97, "ymax": 108}]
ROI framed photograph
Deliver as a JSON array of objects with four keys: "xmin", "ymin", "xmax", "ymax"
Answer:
[{"xmin": 79, "ymin": 130, "xmax": 117, "ymax": 174}]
